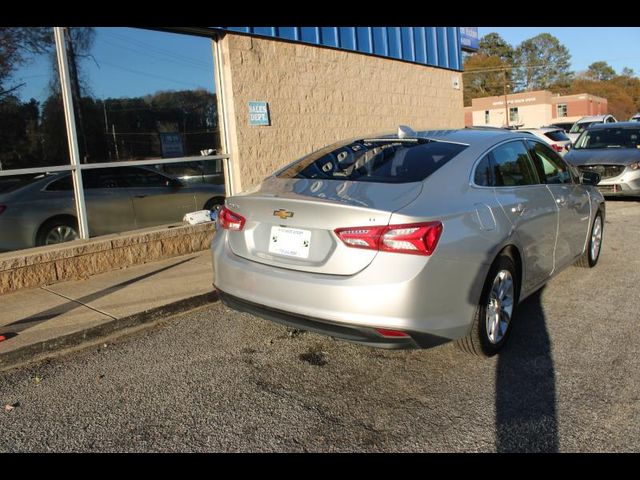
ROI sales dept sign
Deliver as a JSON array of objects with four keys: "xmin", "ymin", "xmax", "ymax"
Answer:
[{"xmin": 248, "ymin": 101, "xmax": 270, "ymax": 126}]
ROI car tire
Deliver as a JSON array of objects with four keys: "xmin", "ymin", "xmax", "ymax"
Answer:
[
  {"xmin": 575, "ymin": 211, "xmax": 603, "ymax": 268},
  {"xmin": 456, "ymin": 254, "xmax": 518, "ymax": 357},
  {"xmin": 204, "ymin": 197, "xmax": 225, "ymax": 211},
  {"xmin": 36, "ymin": 217, "xmax": 80, "ymax": 246}
]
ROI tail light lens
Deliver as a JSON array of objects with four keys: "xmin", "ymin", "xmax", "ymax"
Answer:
[
  {"xmin": 218, "ymin": 206, "xmax": 246, "ymax": 231},
  {"xmin": 335, "ymin": 221, "xmax": 443, "ymax": 256},
  {"xmin": 0, "ymin": 205, "xmax": 5, "ymax": 215},
  {"xmin": 551, "ymin": 144, "xmax": 564, "ymax": 153}
]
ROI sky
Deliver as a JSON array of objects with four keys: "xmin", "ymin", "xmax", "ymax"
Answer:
[
  {"xmin": 10, "ymin": 27, "xmax": 640, "ymax": 105},
  {"xmin": 480, "ymin": 27, "xmax": 640, "ymax": 76},
  {"xmin": 13, "ymin": 28, "xmax": 216, "ymax": 104}
]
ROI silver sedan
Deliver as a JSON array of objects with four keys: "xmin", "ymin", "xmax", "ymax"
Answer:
[
  {"xmin": 211, "ymin": 127, "xmax": 605, "ymax": 356},
  {"xmin": 0, "ymin": 166, "xmax": 225, "ymax": 251}
]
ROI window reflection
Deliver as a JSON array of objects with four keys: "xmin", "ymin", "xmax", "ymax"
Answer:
[
  {"xmin": 0, "ymin": 27, "xmax": 70, "ymax": 170},
  {"xmin": 67, "ymin": 27, "xmax": 220, "ymax": 164}
]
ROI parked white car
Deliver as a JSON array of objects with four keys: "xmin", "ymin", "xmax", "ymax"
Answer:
[
  {"xmin": 567, "ymin": 115, "xmax": 617, "ymax": 143},
  {"xmin": 516, "ymin": 127, "xmax": 572, "ymax": 156}
]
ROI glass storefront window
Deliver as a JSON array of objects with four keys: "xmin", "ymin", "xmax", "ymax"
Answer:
[
  {"xmin": 66, "ymin": 27, "xmax": 220, "ymax": 164},
  {"xmin": 0, "ymin": 27, "xmax": 70, "ymax": 170},
  {"xmin": 0, "ymin": 27, "xmax": 223, "ymax": 254}
]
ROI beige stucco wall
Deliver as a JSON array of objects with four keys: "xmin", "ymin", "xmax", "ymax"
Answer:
[{"xmin": 216, "ymin": 33, "xmax": 464, "ymax": 193}]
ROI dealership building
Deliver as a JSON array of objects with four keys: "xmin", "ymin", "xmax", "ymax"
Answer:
[
  {"xmin": 0, "ymin": 26, "xmax": 474, "ymax": 289},
  {"xmin": 464, "ymin": 89, "xmax": 609, "ymax": 128}
]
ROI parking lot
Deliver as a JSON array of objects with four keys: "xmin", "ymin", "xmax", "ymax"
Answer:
[{"xmin": 0, "ymin": 199, "xmax": 639, "ymax": 452}]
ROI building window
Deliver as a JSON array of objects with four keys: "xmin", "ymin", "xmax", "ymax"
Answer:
[
  {"xmin": 509, "ymin": 107, "xmax": 519, "ymax": 123},
  {"xmin": 557, "ymin": 103, "xmax": 568, "ymax": 118},
  {"xmin": 484, "ymin": 110, "xmax": 490, "ymax": 124}
]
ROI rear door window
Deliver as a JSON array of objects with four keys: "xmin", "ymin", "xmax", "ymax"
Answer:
[{"xmin": 490, "ymin": 141, "xmax": 539, "ymax": 187}]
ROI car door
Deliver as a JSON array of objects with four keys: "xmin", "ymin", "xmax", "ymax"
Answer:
[
  {"xmin": 116, "ymin": 167, "xmax": 198, "ymax": 228},
  {"xmin": 526, "ymin": 139, "xmax": 591, "ymax": 268},
  {"xmin": 82, "ymin": 169, "xmax": 137, "ymax": 235},
  {"xmin": 489, "ymin": 140, "xmax": 558, "ymax": 292}
]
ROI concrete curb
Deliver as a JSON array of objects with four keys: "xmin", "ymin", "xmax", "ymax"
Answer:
[{"xmin": 0, "ymin": 291, "xmax": 219, "ymax": 372}]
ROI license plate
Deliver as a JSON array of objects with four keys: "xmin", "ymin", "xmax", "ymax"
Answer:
[{"xmin": 268, "ymin": 226, "xmax": 311, "ymax": 259}]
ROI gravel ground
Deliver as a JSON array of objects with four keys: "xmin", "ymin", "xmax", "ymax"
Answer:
[{"xmin": 0, "ymin": 199, "xmax": 638, "ymax": 452}]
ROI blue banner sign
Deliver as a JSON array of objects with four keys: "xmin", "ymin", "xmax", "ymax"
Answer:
[
  {"xmin": 248, "ymin": 101, "xmax": 270, "ymax": 126},
  {"xmin": 460, "ymin": 27, "xmax": 479, "ymax": 52}
]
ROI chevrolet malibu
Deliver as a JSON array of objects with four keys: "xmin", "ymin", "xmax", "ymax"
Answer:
[{"xmin": 212, "ymin": 127, "xmax": 605, "ymax": 356}]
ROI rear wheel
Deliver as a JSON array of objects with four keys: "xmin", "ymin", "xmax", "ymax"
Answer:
[
  {"xmin": 36, "ymin": 217, "xmax": 79, "ymax": 246},
  {"xmin": 456, "ymin": 254, "xmax": 518, "ymax": 357},
  {"xmin": 575, "ymin": 212, "xmax": 603, "ymax": 268},
  {"xmin": 204, "ymin": 197, "xmax": 225, "ymax": 211}
]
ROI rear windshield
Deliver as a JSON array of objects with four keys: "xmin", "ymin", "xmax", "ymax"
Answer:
[
  {"xmin": 573, "ymin": 127, "xmax": 640, "ymax": 149},
  {"xmin": 277, "ymin": 138, "xmax": 468, "ymax": 183},
  {"xmin": 544, "ymin": 130, "xmax": 570, "ymax": 142}
]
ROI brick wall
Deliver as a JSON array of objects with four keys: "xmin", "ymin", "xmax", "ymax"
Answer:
[{"xmin": 217, "ymin": 34, "xmax": 464, "ymax": 192}]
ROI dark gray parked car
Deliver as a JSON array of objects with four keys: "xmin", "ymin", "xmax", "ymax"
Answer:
[
  {"xmin": 565, "ymin": 122, "xmax": 640, "ymax": 196},
  {"xmin": 0, "ymin": 166, "xmax": 225, "ymax": 251}
]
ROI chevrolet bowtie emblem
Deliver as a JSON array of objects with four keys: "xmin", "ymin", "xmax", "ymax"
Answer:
[{"xmin": 273, "ymin": 209, "xmax": 294, "ymax": 220}]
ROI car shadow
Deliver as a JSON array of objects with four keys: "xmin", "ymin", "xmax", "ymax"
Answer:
[
  {"xmin": 1, "ymin": 256, "xmax": 200, "ymax": 336},
  {"xmin": 495, "ymin": 286, "xmax": 558, "ymax": 452}
]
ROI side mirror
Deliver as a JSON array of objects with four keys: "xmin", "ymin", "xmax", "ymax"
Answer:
[{"xmin": 580, "ymin": 171, "xmax": 601, "ymax": 186}]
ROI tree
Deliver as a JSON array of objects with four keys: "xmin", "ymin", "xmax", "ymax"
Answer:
[
  {"xmin": 585, "ymin": 61, "xmax": 616, "ymax": 82},
  {"xmin": 569, "ymin": 79, "xmax": 636, "ymax": 121},
  {"xmin": 0, "ymin": 27, "xmax": 54, "ymax": 98},
  {"xmin": 463, "ymin": 54, "xmax": 511, "ymax": 107},
  {"xmin": 513, "ymin": 33, "xmax": 573, "ymax": 92},
  {"xmin": 478, "ymin": 33, "xmax": 515, "ymax": 64}
]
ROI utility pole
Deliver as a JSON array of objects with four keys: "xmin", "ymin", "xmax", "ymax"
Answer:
[{"xmin": 503, "ymin": 68, "xmax": 509, "ymax": 128}]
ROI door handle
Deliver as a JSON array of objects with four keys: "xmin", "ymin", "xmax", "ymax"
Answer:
[
  {"xmin": 134, "ymin": 195, "xmax": 147, "ymax": 199},
  {"xmin": 511, "ymin": 203, "xmax": 525, "ymax": 215}
]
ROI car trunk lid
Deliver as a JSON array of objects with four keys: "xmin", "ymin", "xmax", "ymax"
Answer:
[{"xmin": 225, "ymin": 177, "xmax": 423, "ymax": 275}]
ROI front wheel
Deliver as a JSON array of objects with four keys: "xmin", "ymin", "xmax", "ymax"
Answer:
[
  {"xmin": 575, "ymin": 212, "xmax": 603, "ymax": 268},
  {"xmin": 456, "ymin": 254, "xmax": 518, "ymax": 357}
]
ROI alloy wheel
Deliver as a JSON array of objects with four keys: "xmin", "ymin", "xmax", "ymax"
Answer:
[{"xmin": 485, "ymin": 269, "xmax": 514, "ymax": 344}]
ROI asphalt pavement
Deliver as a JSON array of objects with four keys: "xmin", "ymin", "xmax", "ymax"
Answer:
[{"xmin": 0, "ymin": 199, "xmax": 638, "ymax": 452}]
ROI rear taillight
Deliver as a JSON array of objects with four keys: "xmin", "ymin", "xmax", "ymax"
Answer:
[
  {"xmin": 551, "ymin": 144, "xmax": 564, "ymax": 152},
  {"xmin": 0, "ymin": 205, "xmax": 5, "ymax": 215},
  {"xmin": 335, "ymin": 221, "xmax": 443, "ymax": 256},
  {"xmin": 218, "ymin": 206, "xmax": 246, "ymax": 231}
]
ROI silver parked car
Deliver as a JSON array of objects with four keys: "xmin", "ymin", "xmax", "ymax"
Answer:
[
  {"xmin": 516, "ymin": 127, "xmax": 572, "ymax": 156},
  {"xmin": 212, "ymin": 127, "xmax": 605, "ymax": 356},
  {"xmin": 0, "ymin": 166, "xmax": 225, "ymax": 251},
  {"xmin": 565, "ymin": 122, "xmax": 640, "ymax": 196},
  {"xmin": 567, "ymin": 114, "xmax": 617, "ymax": 143}
]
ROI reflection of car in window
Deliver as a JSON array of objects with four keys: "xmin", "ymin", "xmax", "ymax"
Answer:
[
  {"xmin": 0, "ymin": 166, "xmax": 225, "ymax": 252},
  {"xmin": 154, "ymin": 160, "xmax": 224, "ymax": 185}
]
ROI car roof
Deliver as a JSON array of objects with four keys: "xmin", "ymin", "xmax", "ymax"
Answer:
[
  {"xmin": 585, "ymin": 121, "xmax": 640, "ymax": 130},
  {"xmin": 518, "ymin": 127, "xmax": 560, "ymax": 133},
  {"xmin": 576, "ymin": 115, "xmax": 613, "ymax": 123},
  {"xmin": 416, "ymin": 128, "xmax": 524, "ymax": 146}
]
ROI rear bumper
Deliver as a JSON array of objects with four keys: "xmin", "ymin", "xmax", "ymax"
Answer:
[
  {"xmin": 217, "ymin": 289, "xmax": 449, "ymax": 349},
  {"xmin": 212, "ymin": 231, "xmax": 487, "ymax": 346}
]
